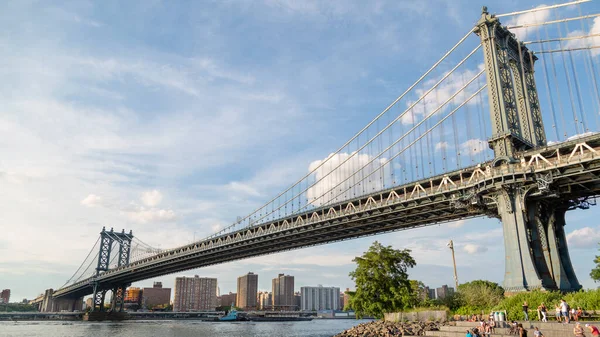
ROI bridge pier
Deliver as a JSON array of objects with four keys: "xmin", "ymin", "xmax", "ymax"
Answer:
[
  {"xmin": 497, "ymin": 188, "xmax": 581, "ymax": 293},
  {"xmin": 39, "ymin": 289, "xmax": 83, "ymax": 312}
]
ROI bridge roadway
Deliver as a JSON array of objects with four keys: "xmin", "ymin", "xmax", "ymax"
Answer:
[{"xmin": 53, "ymin": 134, "xmax": 600, "ymax": 299}]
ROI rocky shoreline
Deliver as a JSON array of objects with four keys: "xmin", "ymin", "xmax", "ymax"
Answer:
[{"xmin": 334, "ymin": 321, "xmax": 445, "ymax": 337}]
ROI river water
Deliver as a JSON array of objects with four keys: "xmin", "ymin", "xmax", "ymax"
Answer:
[{"xmin": 0, "ymin": 319, "xmax": 372, "ymax": 337}]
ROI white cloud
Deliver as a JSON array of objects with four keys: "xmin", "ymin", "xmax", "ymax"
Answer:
[
  {"xmin": 505, "ymin": 5, "xmax": 552, "ymax": 41},
  {"xmin": 211, "ymin": 223, "xmax": 223, "ymax": 233},
  {"xmin": 127, "ymin": 208, "xmax": 176, "ymax": 224},
  {"xmin": 306, "ymin": 152, "xmax": 390, "ymax": 206},
  {"xmin": 141, "ymin": 190, "xmax": 163, "ymax": 207},
  {"xmin": 80, "ymin": 194, "xmax": 103, "ymax": 207},
  {"xmin": 564, "ymin": 18, "xmax": 600, "ymax": 57},
  {"xmin": 227, "ymin": 182, "xmax": 262, "ymax": 197},
  {"xmin": 460, "ymin": 138, "xmax": 487, "ymax": 155},
  {"xmin": 463, "ymin": 243, "xmax": 487, "ymax": 254},
  {"xmin": 401, "ymin": 64, "xmax": 484, "ymax": 125},
  {"xmin": 567, "ymin": 227, "xmax": 600, "ymax": 249},
  {"xmin": 435, "ymin": 141, "xmax": 449, "ymax": 151},
  {"xmin": 448, "ymin": 220, "xmax": 465, "ymax": 228}
]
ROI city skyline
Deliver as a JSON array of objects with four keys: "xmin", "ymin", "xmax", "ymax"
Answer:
[{"xmin": 4, "ymin": 0, "xmax": 600, "ymax": 302}]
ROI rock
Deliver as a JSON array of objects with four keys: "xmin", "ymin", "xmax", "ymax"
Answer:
[{"xmin": 334, "ymin": 320, "xmax": 446, "ymax": 337}]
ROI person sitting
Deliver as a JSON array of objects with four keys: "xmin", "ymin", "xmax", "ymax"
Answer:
[
  {"xmin": 576, "ymin": 308, "xmax": 583, "ymax": 321},
  {"xmin": 574, "ymin": 322, "xmax": 585, "ymax": 337},
  {"xmin": 466, "ymin": 330, "xmax": 473, "ymax": 337},
  {"xmin": 509, "ymin": 322, "xmax": 519, "ymax": 335},
  {"xmin": 518, "ymin": 323, "xmax": 528, "ymax": 337},
  {"xmin": 534, "ymin": 327, "xmax": 544, "ymax": 337}
]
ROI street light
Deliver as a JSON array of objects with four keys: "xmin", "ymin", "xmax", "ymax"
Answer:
[{"xmin": 447, "ymin": 240, "xmax": 459, "ymax": 291}]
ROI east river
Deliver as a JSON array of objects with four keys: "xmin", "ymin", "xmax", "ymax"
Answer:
[{"xmin": 0, "ymin": 319, "xmax": 373, "ymax": 337}]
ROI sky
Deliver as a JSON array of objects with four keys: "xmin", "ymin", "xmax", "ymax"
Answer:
[{"xmin": 3, "ymin": 0, "xmax": 600, "ymax": 302}]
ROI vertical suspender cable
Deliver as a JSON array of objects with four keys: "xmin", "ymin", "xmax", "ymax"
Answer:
[{"xmin": 555, "ymin": 11, "xmax": 582, "ymax": 135}]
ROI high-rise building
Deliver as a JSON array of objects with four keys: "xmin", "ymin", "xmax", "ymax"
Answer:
[
  {"xmin": 428, "ymin": 288, "xmax": 436, "ymax": 300},
  {"xmin": 220, "ymin": 292, "xmax": 237, "ymax": 307},
  {"xmin": 436, "ymin": 285, "xmax": 454, "ymax": 300},
  {"xmin": 300, "ymin": 285, "xmax": 340, "ymax": 311},
  {"xmin": 339, "ymin": 292, "xmax": 345, "ymax": 310},
  {"xmin": 257, "ymin": 291, "xmax": 272, "ymax": 310},
  {"xmin": 173, "ymin": 275, "xmax": 218, "ymax": 312},
  {"xmin": 294, "ymin": 291, "xmax": 301, "ymax": 311},
  {"xmin": 343, "ymin": 288, "xmax": 352, "ymax": 310},
  {"xmin": 237, "ymin": 272, "xmax": 258, "ymax": 309},
  {"xmin": 124, "ymin": 287, "xmax": 142, "ymax": 304},
  {"xmin": 272, "ymin": 274, "xmax": 295, "ymax": 310},
  {"xmin": 142, "ymin": 282, "xmax": 171, "ymax": 309},
  {"xmin": 0, "ymin": 289, "xmax": 10, "ymax": 304}
]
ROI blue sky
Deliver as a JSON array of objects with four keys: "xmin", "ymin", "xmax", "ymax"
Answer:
[{"xmin": 2, "ymin": 0, "xmax": 600, "ymax": 302}]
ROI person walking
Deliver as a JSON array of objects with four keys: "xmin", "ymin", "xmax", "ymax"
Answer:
[
  {"xmin": 539, "ymin": 303, "xmax": 547, "ymax": 322},
  {"xmin": 574, "ymin": 322, "xmax": 585, "ymax": 337},
  {"xmin": 523, "ymin": 301, "xmax": 529, "ymax": 321},
  {"xmin": 556, "ymin": 304, "xmax": 562, "ymax": 322},
  {"xmin": 586, "ymin": 324, "xmax": 599, "ymax": 337},
  {"xmin": 562, "ymin": 299, "xmax": 571, "ymax": 324}
]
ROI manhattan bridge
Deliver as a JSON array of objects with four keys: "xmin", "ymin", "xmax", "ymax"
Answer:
[{"xmin": 34, "ymin": 1, "xmax": 600, "ymax": 315}]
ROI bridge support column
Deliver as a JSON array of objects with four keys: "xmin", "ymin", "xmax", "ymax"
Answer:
[
  {"xmin": 110, "ymin": 285, "xmax": 126, "ymax": 312},
  {"xmin": 497, "ymin": 188, "xmax": 581, "ymax": 293},
  {"xmin": 40, "ymin": 289, "xmax": 54, "ymax": 313},
  {"xmin": 92, "ymin": 283, "xmax": 107, "ymax": 312}
]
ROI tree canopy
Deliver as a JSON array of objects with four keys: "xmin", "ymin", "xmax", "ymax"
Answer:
[
  {"xmin": 456, "ymin": 280, "xmax": 504, "ymax": 310},
  {"xmin": 348, "ymin": 241, "xmax": 416, "ymax": 318},
  {"xmin": 591, "ymin": 248, "xmax": 600, "ymax": 282}
]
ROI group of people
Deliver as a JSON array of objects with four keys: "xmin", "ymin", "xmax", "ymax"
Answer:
[{"xmin": 522, "ymin": 300, "xmax": 585, "ymax": 323}]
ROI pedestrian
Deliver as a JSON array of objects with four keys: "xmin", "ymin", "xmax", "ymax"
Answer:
[
  {"xmin": 534, "ymin": 327, "xmax": 544, "ymax": 337},
  {"xmin": 562, "ymin": 299, "xmax": 571, "ymax": 324},
  {"xmin": 574, "ymin": 322, "xmax": 585, "ymax": 337},
  {"xmin": 466, "ymin": 330, "xmax": 473, "ymax": 337},
  {"xmin": 519, "ymin": 323, "xmax": 528, "ymax": 337},
  {"xmin": 539, "ymin": 303, "xmax": 547, "ymax": 322},
  {"xmin": 523, "ymin": 301, "xmax": 529, "ymax": 321},
  {"xmin": 556, "ymin": 304, "xmax": 562, "ymax": 322},
  {"xmin": 586, "ymin": 324, "xmax": 600, "ymax": 337}
]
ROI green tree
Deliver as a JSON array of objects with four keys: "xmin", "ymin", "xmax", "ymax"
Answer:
[
  {"xmin": 457, "ymin": 280, "xmax": 504, "ymax": 310},
  {"xmin": 348, "ymin": 241, "xmax": 416, "ymax": 319},
  {"xmin": 591, "ymin": 248, "xmax": 600, "ymax": 282}
]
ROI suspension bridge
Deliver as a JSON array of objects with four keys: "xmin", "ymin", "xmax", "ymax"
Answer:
[{"xmin": 33, "ymin": 1, "xmax": 600, "ymax": 316}]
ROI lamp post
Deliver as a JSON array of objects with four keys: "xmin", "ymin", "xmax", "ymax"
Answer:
[{"xmin": 447, "ymin": 240, "xmax": 459, "ymax": 291}]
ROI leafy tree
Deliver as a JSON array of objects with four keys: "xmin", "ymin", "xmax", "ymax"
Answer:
[
  {"xmin": 457, "ymin": 280, "xmax": 504, "ymax": 310},
  {"xmin": 591, "ymin": 248, "xmax": 600, "ymax": 282},
  {"xmin": 348, "ymin": 241, "xmax": 416, "ymax": 319}
]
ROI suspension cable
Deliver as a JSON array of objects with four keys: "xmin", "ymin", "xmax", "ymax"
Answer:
[
  {"xmin": 496, "ymin": 0, "xmax": 591, "ymax": 18},
  {"xmin": 205, "ymin": 31, "xmax": 479, "ymax": 239}
]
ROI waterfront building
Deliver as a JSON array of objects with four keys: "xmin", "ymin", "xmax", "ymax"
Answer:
[
  {"xmin": 0, "ymin": 289, "xmax": 10, "ymax": 304},
  {"xmin": 339, "ymin": 292, "xmax": 344, "ymax": 310},
  {"xmin": 142, "ymin": 282, "xmax": 171, "ymax": 309},
  {"xmin": 294, "ymin": 291, "xmax": 301, "ymax": 310},
  {"xmin": 257, "ymin": 291, "xmax": 272, "ymax": 310},
  {"xmin": 236, "ymin": 272, "xmax": 258, "ymax": 309},
  {"xmin": 272, "ymin": 274, "xmax": 295, "ymax": 310},
  {"xmin": 428, "ymin": 287, "xmax": 436, "ymax": 300},
  {"xmin": 435, "ymin": 285, "xmax": 454, "ymax": 300},
  {"xmin": 173, "ymin": 275, "xmax": 218, "ymax": 312},
  {"xmin": 343, "ymin": 288, "xmax": 352, "ymax": 310},
  {"xmin": 124, "ymin": 287, "xmax": 142, "ymax": 303},
  {"xmin": 300, "ymin": 285, "xmax": 340, "ymax": 311},
  {"xmin": 220, "ymin": 292, "xmax": 237, "ymax": 307}
]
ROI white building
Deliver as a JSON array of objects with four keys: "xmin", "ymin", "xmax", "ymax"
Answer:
[{"xmin": 300, "ymin": 285, "xmax": 340, "ymax": 311}]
